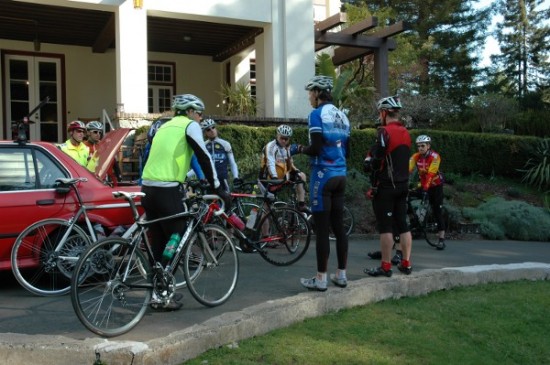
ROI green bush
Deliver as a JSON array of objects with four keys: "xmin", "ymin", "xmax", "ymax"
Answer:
[
  {"xmin": 463, "ymin": 197, "xmax": 550, "ymax": 241},
  {"xmin": 141, "ymin": 123, "xmax": 544, "ymax": 181},
  {"xmin": 518, "ymin": 139, "xmax": 550, "ymax": 191}
]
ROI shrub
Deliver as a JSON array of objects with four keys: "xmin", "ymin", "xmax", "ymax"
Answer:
[
  {"xmin": 518, "ymin": 139, "xmax": 550, "ymax": 191},
  {"xmin": 463, "ymin": 197, "xmax": 550, "ymax": 241}
]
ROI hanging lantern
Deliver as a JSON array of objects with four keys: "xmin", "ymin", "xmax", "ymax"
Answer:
[{"xmin": 133, "ymin": 0, "xmax": 143, "ymax": 9}]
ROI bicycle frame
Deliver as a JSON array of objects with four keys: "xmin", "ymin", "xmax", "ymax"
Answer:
[
  {"xmin": 54, "ymin": 179, "xmax": 138, "ymax": 261},
  {"xmin": 111, "ymin": 191, "xmax": 225, "ymax": 282}
]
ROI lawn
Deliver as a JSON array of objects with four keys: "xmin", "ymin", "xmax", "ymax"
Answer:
[{"xmin": 183, "ymin": 280, "xmax": 549, "ymax": 365}]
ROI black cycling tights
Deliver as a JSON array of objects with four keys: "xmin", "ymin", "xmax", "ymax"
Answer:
[
  {"xmin": 429, "ymin": 184, "xmax": 445, "ymax": 231},
  {"xmin": 311, "ymin": 176, "xmax": 348, "ymax": 273}
]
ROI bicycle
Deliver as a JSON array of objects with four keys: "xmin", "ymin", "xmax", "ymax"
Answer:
[
  {"xmin": 70, "ymin": 189, "xmax": 239, "ymax": 337},
  {"xmin": 271, "ymin": 176, "xmax": 354, "ymax": 239},
  {"xmin": 10, "ymin": 177, "xmax": 142, "ymax": 296},
  {"xmin": 406, "ymin": 189, "xmax": 447, "ymax": 248},
  {"xmin": 202, "ymin": 179, "xmax": 311, "ymax": 266}
]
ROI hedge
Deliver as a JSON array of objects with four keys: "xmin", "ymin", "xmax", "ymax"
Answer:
[{"xmin": 215, "ymin": 125, "xmax": 543, "ymax": 179}]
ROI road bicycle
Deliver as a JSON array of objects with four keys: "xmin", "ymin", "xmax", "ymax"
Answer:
[
  {"xmin": 199, "ymin": 179, "xmax": 311, "ymax": 266},
  {"xmin": 406, "ymin": 190, "xmax": 447, "ymax": 248},
  {"xmin": 10, "ymin": 177, "xmax": 142, "ymax": 296},
  {"xmin": 270, "ymin": 176, "xmax": 354, "ymax": 239},
  {"xmin": 70, "ymin": 189, "xmax": 238, "ymax": 337}
]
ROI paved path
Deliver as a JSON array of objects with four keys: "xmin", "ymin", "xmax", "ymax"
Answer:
[{"xmin": 0, "ymin": 237, "xmax": 549, "ymax": 365}]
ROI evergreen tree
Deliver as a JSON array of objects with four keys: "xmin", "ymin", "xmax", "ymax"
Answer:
[
  {"xmin": 361, "ymin": 0, "xmax": 491, "ymax": 106},
  {"xmin": 492, "ymin": 0, "xmax": 550, "ymax": 104}
]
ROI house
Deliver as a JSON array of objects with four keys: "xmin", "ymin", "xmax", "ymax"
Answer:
[{"xmin": 1, "ymin": 0, "xmax": 343, "ymax": 143}]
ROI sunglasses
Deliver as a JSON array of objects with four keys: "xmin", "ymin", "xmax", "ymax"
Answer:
[
  {"xmin": 417, "ymin": 144, "xmax": 427, "ymax": 148},
  {"xmin": 74, "ymin": 129, "xmax": 85, "ymax": 133},
  {"xmin": 90, "ymin": 130, "xmax": 102, "ymax": 134},
  {"xmin": 279, "ymin": 136, "xmax": 289, "ymax": 141},
  {"xmin": 205, "ymin": 127, "xmax": 216, "ymax": 132}
]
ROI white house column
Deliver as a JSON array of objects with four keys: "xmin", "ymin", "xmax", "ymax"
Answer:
[
  {"xmin": 258, "ymin": 0, "xmax": 315, "ymax": 119},
  {"xmin": 115, "ymin": 0, "xmax": 148, "ymax": 114}
]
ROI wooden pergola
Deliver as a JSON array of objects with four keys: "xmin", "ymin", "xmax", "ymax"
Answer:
[{"xmin": 314, "ymin": 13, "xmax": 408, "ymax": 97}]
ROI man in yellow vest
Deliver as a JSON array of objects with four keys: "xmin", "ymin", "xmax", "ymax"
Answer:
[
  {"xmin": 141, "ymin": 93, "xmax": 230, "ymax": 311},
  {"xmin": 58, "ymin": 121, "xmax": 89, "ymax": 167}
]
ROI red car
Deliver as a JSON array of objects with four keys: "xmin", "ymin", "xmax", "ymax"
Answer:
[{"xmin": 0, "ymin": 128, "xmax": 142, "ymax": 271}]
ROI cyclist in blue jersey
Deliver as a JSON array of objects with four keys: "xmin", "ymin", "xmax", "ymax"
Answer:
[
  {"xmin": 200, "ymin": 118, "xmax": 241, "ymax": 191},
  {"xmin": 294, "ymin": 75, "xmax": 351, "ymax": 292},
  {"xmin": 141, "ymin": 94, "xmax": 230, "ymax": 310}
]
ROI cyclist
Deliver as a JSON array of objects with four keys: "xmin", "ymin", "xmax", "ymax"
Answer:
[
  {"xmin": 141, "ymin": 94, "xmax": 230, "ymax": 311},
  {"xmin": 83, "ymin": 121, "xmax": 103, "ymax": 155},
  {"xmin": 295, "ymin": 75, "xmax": 351, "ymax": 291},
  {"xmin": 201, "ymin": 118, "xmax": 242, "ymax": 191},
  {"xmin": 84, "ymin": 121, "xmax": 103, "ymax": 173},
  {"xmin": 363, "ymin": 95, "xmax": 413, "ymax": 277},
  {"xmin": 58, "ymin": 121, "xmax": 89, "ymax": 167},
  {"xmin": 259, "ymin": 124, "xmax": 307, "ymax": 211},
  {"xmin": 409, "ymin": 134, "xmax": 446, "ymax": 250}
]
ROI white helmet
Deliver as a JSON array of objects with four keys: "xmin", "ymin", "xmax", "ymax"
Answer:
[
  {"xmin": 171, "ymin": 94, "xmax": 205, "ymax": 112},
  {"xmin": 200, "ymin": 119, "xmax": 216, "ymax": 130},
  {"xmin": 304, "ymin": 75, "xmax": 333, "ymax": 91},
  {"xmin": 86, "ymin": 121, "xmax": 103, "ymax": 131},
  {"xmin": 377, "ymin": 95, "xmax": 402, "ymax": 111},
  {"xmin": 416, "ymin": 135, "xmax": 431, "ymax": 144},
  {"xmin": 277, "ymin": 124, "xmax": 293, "ymax": 137}
]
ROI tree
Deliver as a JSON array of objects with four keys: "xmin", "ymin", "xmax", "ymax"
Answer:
[
  {"xmin": 492, "ymin": 0, "xmax": 550, "ymax": 105},
  {"xmin": 362, "ymin": 1, "xmax": 490, "ymax": 105}
]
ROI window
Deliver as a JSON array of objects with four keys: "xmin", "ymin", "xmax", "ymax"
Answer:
[
  {"xmin": 0, "ymin": 147, "xmax": 66, "ymax": 191},
  {"xmin": 148, "ymin": 62, "xmax": 175, "ymax": 113},
  {"xmin": 249, "ymin": 58, "xmax": 256, "ymax": 99}
]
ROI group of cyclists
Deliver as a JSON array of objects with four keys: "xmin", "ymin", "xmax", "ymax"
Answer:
[
  {"xmin": 68, "ymin": 75, "xmax": 443, "ymax": 308},
  {"xmin": 363, "ymin": 95, "xmax": 446, "ymax": 278}
]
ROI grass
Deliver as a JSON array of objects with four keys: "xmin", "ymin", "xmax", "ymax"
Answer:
[{"xmin": 183, "ymin": 280, "xmax": 550, "ymax": 365}]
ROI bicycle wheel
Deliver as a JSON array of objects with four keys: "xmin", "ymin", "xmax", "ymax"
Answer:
[
  {"xmin": 183, "ymin": 224, "xmax": 239, "ymax": 307},
  {"xmin": 421, "ymin": 205, "xmax": 445, "ymax": 248},
  {"xmin": 258, "ymin": 206, "xmax": 311, "ymax": 266},
  {"xmin": 329, "ymin": 205, "xmax": 354, "ymax": 240},
  {"xmin": 11, "ymin": 218, "xmax": 92, "ymax": 296},
  {"xmin": 71, "ymin": 237, "xmax": 152, "ymax": 337}
]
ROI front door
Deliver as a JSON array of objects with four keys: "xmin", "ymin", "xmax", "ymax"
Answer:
[{"xmin": 3, "ymin": 53, "xmax": 63, "ymax": 142}]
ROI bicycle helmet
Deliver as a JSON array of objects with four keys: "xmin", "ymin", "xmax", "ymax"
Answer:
[
  {"xmin": 86, "ymin": 121, "xmax": 103, "ymax": 131},
  {"xmin": 171, "ymin": 94, "xmax": 205, "ymax": 112},
  {"xmin": 277, "ymin": 124, "xmax": 293, "ymax": 137},
  {"xmin": 377, "ymin": 95, "xmax": 402, "ymax": 111},
  {"xmin": 304, "ymin": 75, "xmax": 333, "ymax": 91},
  {"xmin": 416, "ymin": 135, "xmax": 431, "ymax": 144},
  {"xmin": 200, "ymin": 118, "xmax": 216, "ymax": 130},
  {"xmin": 67, "ymin": 120, "xmax": 86, "ymax": 132}
]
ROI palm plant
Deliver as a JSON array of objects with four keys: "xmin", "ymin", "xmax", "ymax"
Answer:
[
  {"xmin": 218, "ymin": 82, "xmax": 257, "ymax": 116},
  {"xmin": 519, "ymin": 139, "xmax": 550, "ymax": 191}
]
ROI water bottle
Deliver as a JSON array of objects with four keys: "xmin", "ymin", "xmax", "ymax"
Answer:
[
  {"xmin": 162, "ymin": 233, "xmax": 181, "ymax": 260},
  {"xmin": 93, "ymin": 224, "xmax": 106, "ymax": 240},
  {"xmin": 227, "ymin": 213, "xmax": 245, "ymax": 231},
  {"xmin": 246, "ymin": 208, "xmax": 258, "ymax": 229}
]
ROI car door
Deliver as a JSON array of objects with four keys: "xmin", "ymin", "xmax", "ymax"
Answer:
[{"xmin": 0, "ymin": 144, "xmax": 69, "ymax": 268}]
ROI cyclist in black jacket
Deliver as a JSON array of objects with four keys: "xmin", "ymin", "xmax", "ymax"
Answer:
[{"xmin": 363, "ymin": 96, "xmax": 413, "ymax": 277}]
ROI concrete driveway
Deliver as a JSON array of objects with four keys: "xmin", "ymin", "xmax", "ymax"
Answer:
[{"xmin": 1, "ymin": 237, "xmax": 549, "ymax": 365}]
